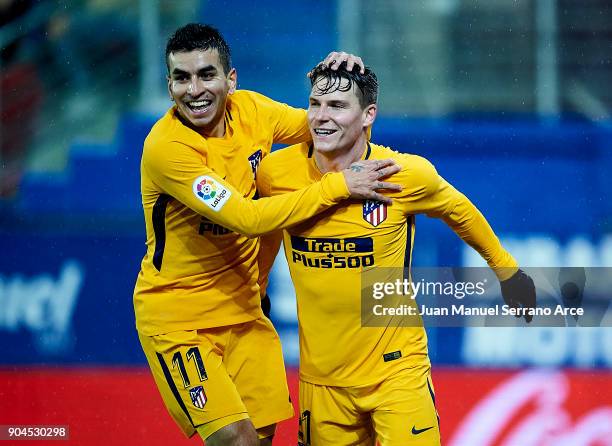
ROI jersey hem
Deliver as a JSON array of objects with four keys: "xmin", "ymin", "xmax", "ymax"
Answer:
[{"xmin": 298, "ymin": 359, "xmax": 432, "ymax": 388}]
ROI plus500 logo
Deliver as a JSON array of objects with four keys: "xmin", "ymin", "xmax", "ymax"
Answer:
[{"xmin": 290, "ymin": 236, "xmax": 375, "ymax": 269}]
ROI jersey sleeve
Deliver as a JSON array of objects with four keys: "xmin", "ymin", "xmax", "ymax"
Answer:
[
  {"xmin": 248, "ymin": 91, "xmax": 311, "ymax": 145},
  {"xmin": 144, "ymin": 141, "xmax": 349, "ymax": 237},
  {"xmin": 395, "ymin": 155, "xmax": 518, "ymax": 280}
]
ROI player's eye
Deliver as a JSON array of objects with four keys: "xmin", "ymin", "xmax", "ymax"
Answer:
[{"xmin": 199, "ymin": 69, "xmax": 216, "ymax": 80}]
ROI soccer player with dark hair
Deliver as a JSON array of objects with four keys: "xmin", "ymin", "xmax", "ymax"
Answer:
[
  {"xmin": 133, "ymin": 24, "xmax": 401, "ymax": 446},
  {"xmin": 257, "ymin": 62, "xmax": 536, "ymax": 445}
]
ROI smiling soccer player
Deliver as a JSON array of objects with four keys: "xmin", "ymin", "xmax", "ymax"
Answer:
[{"xmin": 257, "ymin": 62, "xmax": 536, "ymax": 446}]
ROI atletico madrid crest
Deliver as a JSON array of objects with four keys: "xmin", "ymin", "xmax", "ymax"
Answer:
[
  {"xmin": 248, "ymin": 149, "xmax": 263, "ymax": 177},
  {"xmin": 189, "ymin": 385, "xmax": 207, "ymax": 409},
  {"xmin": 363, "ymin": 200, "xmax": 387, "ymax": 227}
]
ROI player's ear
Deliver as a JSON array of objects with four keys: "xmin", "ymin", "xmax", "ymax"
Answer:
[
  {"xmin": 166, "ymin": 76, "xmax": 174, "ymax": 101},
  {"xmin": 363, "ymin": 104, "xmax": 377, "ymax": 128},
  {"xmin": 227, "ymin": 68, "xmax": 237, "ymax": 94}
]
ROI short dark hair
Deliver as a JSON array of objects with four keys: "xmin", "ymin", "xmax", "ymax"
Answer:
[
  {"xmin": 165, "ymin": 23, "xmax": 232, "ymax": 74},
  {"xmin": 308, "ymin": 62, "xmax": 378, "ymax": 108}
]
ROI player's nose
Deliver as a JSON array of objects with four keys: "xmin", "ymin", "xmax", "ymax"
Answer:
[
  {"xmin": 313, "ymin": 104, "xmax": 329, "ymax": 122},
  {"xmin": 187, "ymin": 77, "xmax": 204, "ymax": 97}
]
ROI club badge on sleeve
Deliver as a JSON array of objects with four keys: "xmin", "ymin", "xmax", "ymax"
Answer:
[
  {"xmin": 363, "ymin": 200, "xmax": 387, "ymax": 227},
  {"xmin": 193, "ymin": 176, "xmax": 232, "ymax": 211}
]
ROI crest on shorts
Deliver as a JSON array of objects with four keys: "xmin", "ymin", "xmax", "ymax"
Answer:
[
  {"xmin": 189, "ymin": 386, "xmax": 207, "ymax": 409},
  {"xmin": 363, "ymin": 200, "xmax": 387, "ymax": 227}
]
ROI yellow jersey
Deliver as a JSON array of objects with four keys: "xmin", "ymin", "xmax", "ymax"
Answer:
[
  {"xmin": 257, "ymin": 142, "xmax": 518, "ymax": 387},
  {"xmin": 134, "ymin": 90, "xmax": 350, "ymax": 336}
]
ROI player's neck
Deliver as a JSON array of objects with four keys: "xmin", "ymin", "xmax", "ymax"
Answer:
[
  {"xmin": 197, "ymin": 119, "xmax": 226, "ymax": 138},
  {"xmin": 176, "ymin": 111, "xmax": 227, "ymax": 138},
  {"xmin": 314, "ymin": 136, "xmax": 368, "ymax": 174}
]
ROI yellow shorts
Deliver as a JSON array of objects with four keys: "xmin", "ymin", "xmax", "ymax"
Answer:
[
  {"xmin": 298, "ymin": 365, "xmax": 440, "ymax": 446},
  {"xmin": 139, "ymin": 317, "xmax": 293, "ymax": 440}
]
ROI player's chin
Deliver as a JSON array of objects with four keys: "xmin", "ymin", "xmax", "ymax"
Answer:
[
  {"xmin": 312, "ymin": 138, "xmax": 338, "ymax": 153},
  {"xmin": 186, "ymin": 113, "xmax": 214, "ymax": 130}
]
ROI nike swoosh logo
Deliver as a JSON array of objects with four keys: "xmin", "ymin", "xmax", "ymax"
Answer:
[{"xmin": 412, "ymin": 425, "xmax": 434, "ymax": 435}]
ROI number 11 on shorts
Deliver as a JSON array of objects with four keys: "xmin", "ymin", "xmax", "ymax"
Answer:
[{"xmin": 172, "ymin": 346, "xmax": 208, "ymax": 388}]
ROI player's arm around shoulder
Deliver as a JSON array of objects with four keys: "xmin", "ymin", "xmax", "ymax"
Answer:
[{"xmin": 144, "ymin": 137, "xmax": 400, "ymax": 237}]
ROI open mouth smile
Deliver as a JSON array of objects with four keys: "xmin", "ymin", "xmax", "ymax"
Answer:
[
  {"xmin": 186, "ymin": 99, "xmax": 213, "ymax": 114},
  {"xmin": 314, "ymin": 128, "xmax": 337, "ymax": 137}
]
